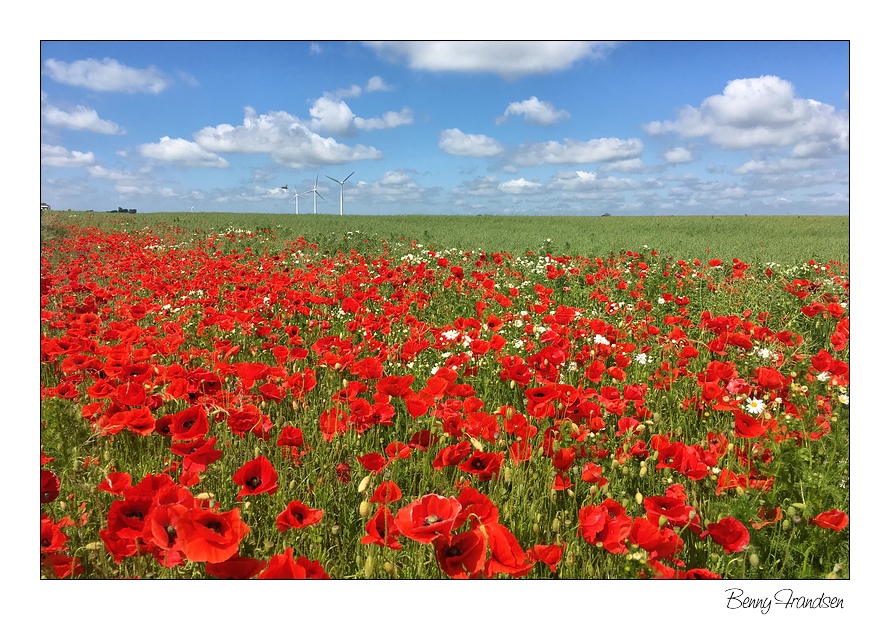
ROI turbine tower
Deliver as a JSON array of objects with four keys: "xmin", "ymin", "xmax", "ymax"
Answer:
[
  {"xmin": 325, "ymin": 172, "xmax": 354, "ymax": 216},
  {"xmin": 307, "ymin": 176, "xmax": 324, "ymax": 215},
  {"xmin": 188, "ymin": 205, "xmax": 195, "ymax": 213}
]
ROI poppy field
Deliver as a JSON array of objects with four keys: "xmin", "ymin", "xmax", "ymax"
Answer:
[{"xmin": 39, "ymin": 212, "xmax": 850, "ymax": 580}]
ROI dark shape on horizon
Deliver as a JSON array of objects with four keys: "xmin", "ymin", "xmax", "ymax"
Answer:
[{"xmin": 602, "ymin": 212, "xmax": 611, "ymax": 217}]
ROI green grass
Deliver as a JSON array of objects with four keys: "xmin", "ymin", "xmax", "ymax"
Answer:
[{"xmin": 42, "ymin": 212, "xmax": 850, "ymax": 265}]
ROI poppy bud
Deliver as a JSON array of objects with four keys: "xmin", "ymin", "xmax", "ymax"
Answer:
[
  {"xmin": 639, "ymin": 465, "xmax": 647, "ymax": 478},
  {"xmin": 621, "ymin": 466, "xmax": 629, "ymax": 476},
  {"xmin": 289, "ymin": 480, "xmax": 296, "ymax": 491},
  {"xmin": 85, "ymin": 541, "xmax": 103, "ymax": 551},
  {"xmin": 567, "ymin": 489, "xmax": 575, "ymax": 498},
  {"xmin": 331, "ymin": 525, "xmax": 341, "ymax": 536},
  {"xmin": 383, "ymin": 561, "xmax": 396, "ymax": 576},
  {"xmin": 502, "ymin": 467, "xmax": 513, "ymax": 483},
  {"xmin": 635, "ymin": 491, "xmax": 643, "ymax": 504},
  {"xmin": 358, "ymin": 475, "xmax": 372, "ymax": 494},
  {"xmin": 552, "ymin": 517, "xmax": 561, "ymax": 532},
  {"xmin": 565, "ymin": 551, "xmax": 575, "ymax": 566},
  {"xmin": 195, "ymin": 492, "xmax": 214, "ymax": 501},
  {"xmin": 254, "ymin": 446, "xmax": 260, "ymax": 458},
  {"xmin": 533, "ymin": 523, "xmax": 541, "ymax": 535},
  {"xmin": 658, "ymin": 515, "xmax": 669, "ymax": 527},
  {"xmin": 364, "ymin": 555, "xmax": 375, "ymax": 578},
  {"xmin": 243, "ymin": 501, "xmax": 251, "ymax": 510},
  {"xmin": 59, "ymin": 501, "xmax": 67, "ymax": 511},
  {"xmin": 749, "ymin": 553, "xmax": 760, "ymax": 567},
  {"xmin": 359, "ymin": 500, "xmax": 371, "ymax": 518}
]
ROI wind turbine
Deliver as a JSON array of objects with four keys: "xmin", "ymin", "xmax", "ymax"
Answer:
[
  {"xmin": 282, "ymin": 185, "xmax": 303, "ymax": 215},
  {"xmin": 187, "ymin": 205, "xmax": 195, "ymax": 213},
  {"xmin": 306, "ymin": 176, "xmax": 324, "ymax": 215},
  {"xmin": 325, "ymin": 172, "xmax": 354, "ymax": 216}
]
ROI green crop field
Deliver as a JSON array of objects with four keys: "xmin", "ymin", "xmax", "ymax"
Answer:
[{"xmin": 41, "ymin": 212, "xmax": 849, "ymax": 266}]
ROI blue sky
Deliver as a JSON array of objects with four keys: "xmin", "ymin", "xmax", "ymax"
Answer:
[{"xmin": 40, "ymin": 41, "xmax": 849, "ymax": 215}]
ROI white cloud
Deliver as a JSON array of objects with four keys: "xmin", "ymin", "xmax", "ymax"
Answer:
[
  {"xmin": 643, "ymin": 75, "xmax": 849, "ymax": 154},
  {"xmin": 355, "ymin": 107, "xmax": 413, "ymax": 131},
  {"xmin": 193, "ymin": 107, "xmax": 383, "ymax": 168},
  {"xmin": 439, "ymin": 128, "xmax": 504, "ymax": 157},
  {"xmin": 309, "ymin": 97, "xmax": 413, "ymax": 135},
  {"xmin": 86, "ymin": 165, "xmax": 142, "ymax": 181},
  {"xmin": 511, "ymin": 137, "xmax": 643, "ymax": 166},
  {"xmin": 499, "ymin": 178, "xmax": 542, "ymax": 194},
  {"xmin": 733, "ymin": 157, "xmax": 828, "ymax": 175},
  {"xmin": 355, "ymin": 170, "xmax": 437, "ymax": 204},
  {"xmin": 41, "ymin": 143, "xmax": 96, "ymax": 167},
  {"xmin": 663, "ymin": 147, "xmax": 694, "ymax": 164},
  {"xmin": 309, "ymin": 97, "xmax": 357, "ymax": 135},
  {"xmin": 497, "ymin": 96, "xmax": 569, "ymax": 126},
  {"xmin": 43, "ymin": 57, "xmax": 169, "ymax": 94},
  {"xmin": 365, "ymin": 41, "xmax": 617, "ymax": 79},
  {"xmin": 331, "ymin": 76, "xmax": 393, "ymax": 100},
  {"xmin": 366, "ymin": 76, "xmax": 391, "ymax": 92},
  {"xmin": 139, "ymin": 137, "xmax": 230, "ymax": 168},
  {"xmin": 550, "ymin": 170, "xmax": 651, "ymax": 192},
  {"xmin": 41, "ymin": 100, "xmax": 123, "ymax": 134}
]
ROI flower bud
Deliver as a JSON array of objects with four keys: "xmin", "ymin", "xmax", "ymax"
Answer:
[
  {"xmin": 749, "ymin": 553, "xmax": 760, "ymax": 567},
  {"xmin": 254, "ymin": 446, "xmax": 260, "ymax": 459},
  {"xmin": 533, "ymin": 523, "xmax": 541, "ymax": 535},
  {"xmin": 383, "ymin": 561, "xmax": 396, "ymax": 576},
  {"xmin": 552, "ymin": 517, "xmax": 561, "ymax": 532},
  {"xmin": 358, "ymin": 474, "xmax": 372, "ymax": 494},
  {"xmin": 658, "ymin": 515, "xmax": 669, "ymax": 527},
  {"xmin": 359, "ymin": 500, "xmax": 371, "ymax": 518},
  {"xmin": 364, "ymin": 555, "xmax": 376, "ymax": 578},
  {"xmin": 635, "ymin": 491, "xmax": 643, "ymax": 505}
]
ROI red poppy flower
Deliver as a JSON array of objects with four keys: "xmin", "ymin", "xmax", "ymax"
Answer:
[
  {"xmin": 357, "ymin": 452, "xmax": 388, "ymax": 473},
  {"xmin": 41, "ymin": 469, "xmax": 60, "ymax": 503},
  {"xmin": 173, "ymin": 436, "xmax": 223, "ymax": 473},
  {"xmin": 276, "ymin": 500, "xmax": 324, "ymax": 532},
  {"xmin": 702, "ymin": 516, "xmax": 750, "ymax": 553},
  {"xmin": 454, "ymin": 486, "xmax": 499, "ymax": 529},
  {"xmin": 528, "ymin": 542, "xmax": 565, "ymax": 573},
  {"xmin": 205, "ymin": 554, "xmax": 268, "ymax": 579},
  {"xmin": 370, "ymin": 480, "xmax": 403, "ymax": 504},
  {"xmin": 98, "ymin": 471, "xmax": 132, "ymax": 495},
  {"xmin": 276, "ymin": 425, "xmax": 304, "ymax": 448},
  {"xmin": 484, "ymin": 522, "xmax": 535, "ymax": 578},
  {"xmin": 176, "ymin": 507, "xmax": 250, "ymax": 564},
  {"xmin": 457, "ymin": 450, "xmax": 504, "ymax": 481},
  {"xmin": 434, "ymin": 529, "xmax": 487, "ymax": 579},
  {"xmin": 629, "ymin": 517, "xmax": 684, "ymax": 560},
  {"xmin": 432, "ymin": 441, "xmax": 473, "ymax": 470},
  {"xmin": 749, "ymin": 506, "xmax": 782, "ymax": 530},
  {"xmin": 168, "ymin": 405, "xmax": 209, "ymax": 441},
  {"xmin": 810, "ymin": 509, "xmax": 849, "ymax": 532},
  {"xmin": 394, "ymin": 494, "xmax": 462, "ymax": 544},
  {"xmin": 361, "ymin": 505, "xmax": 403, "ymax": 550},
  {"xmin": 257, "ymin": 547, "xmax": 330, "ymax": 579},
  {"xmin": 232, "ymin": 456, "xmax": 278, "ymax": 499},
  {"xmin": 577, "ymin": 498, "xmax": 631, "ymax": 554}
]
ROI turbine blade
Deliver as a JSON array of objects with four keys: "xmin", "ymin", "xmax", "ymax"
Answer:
[
  {"xmin": 325, "ymin": 175, "xmax": 338, "ymax": 183},
  {"xmin": 317, "ymin": 192, "xmax": 325, "ymax": 200},
  {"xmin": 344, "ymin": 172, "xmax": 354, "ymax": 182}
]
